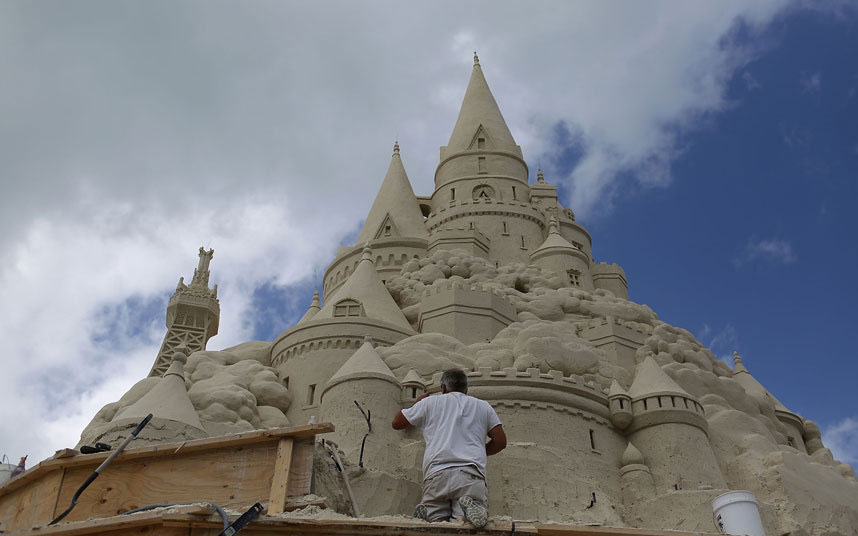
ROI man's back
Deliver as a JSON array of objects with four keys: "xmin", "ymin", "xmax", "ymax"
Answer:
[{"xmin": 402, "ymin": 392, "xmax": 501, "ymax": 479}]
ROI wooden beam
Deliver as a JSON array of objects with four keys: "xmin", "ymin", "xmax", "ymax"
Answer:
[
  {"xmin": 286, "ymin": 439, "xmax": 315, "ymax": 498},
  {"xmin": 0, "ymin": 423, "xmax": 334, "ymax": 498},
  {"xmin": 267, "ymin": 438, "xmax": 294, "ymax": 515},
  {"xmin": 6, "ymin": 504, "xmax": 211, "ymax": 535},
  {"xmin": 535, "ymin": 524, "xmax": 719, "ymax": 536}
]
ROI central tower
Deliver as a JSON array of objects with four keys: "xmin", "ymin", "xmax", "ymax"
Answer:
[{"xmin": 427, "ymin": 53, "xmax": 543, "ymax": 265}]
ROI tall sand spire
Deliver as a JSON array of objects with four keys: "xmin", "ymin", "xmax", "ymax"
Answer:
[{"xmin": 356, "ymin": 141, "xmax": 427, "ymax": 244}]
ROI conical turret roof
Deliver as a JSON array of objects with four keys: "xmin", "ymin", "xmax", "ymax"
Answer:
[
  {"xmin": 731, "ymin": 352, "xmax": 792, "ymax": 413},
  {"xmin": 115, "ymin": 353, "xmax": 204, "ymax": 431},
  {"xmin": 532, "ymin": 217, "xmax": 578, "ymax": 256},
  {"xmin": 356, "ymin": 142, "xmax": 427, "ymax": 244},
  {"xmin": 621, "ymin": 442, "xmax": 646, "ymax": 466},
  {"xmin": 608, "ymin": 379, "xmax": 629, "ymax": 398},
  {"xmin": 297, "ymin": 290, "xmax": 321, "ymax": 324},
  {"xmin": 446, "ymin": 54, "xmax": 519, "ymax": 154},
  {"xmin": 402, "ymin": 368, "xmax": 425, "ymax": 387},
  {"xmin": 628, "ymin": 356, "xmax": 690, "ymax": 399},
  {"xmin": 324, "ymin": 338, "xmax": 400, "ymax": 392},
  {"xmin": 317, "ymin": 245, "xmax": 412, "ymax": 330}
]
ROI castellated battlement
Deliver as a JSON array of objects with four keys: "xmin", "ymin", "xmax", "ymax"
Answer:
[
  {"xmin": 323, "ymin": 237, "xmax": 428, "ymax": 296},
  {"xmin": 426, "ymin": 198, "xmax": 546, "ymax": 231},
  {"xmin": 625, "ymin": 392, "xmax": 708, "ymax": 435},
  {"xmin": 578, "ymin": 315, "xmax": 651, "ymax": 336},
  {"xmin": 426, "ymin": 367, "xmax": 611, "ymax": 423},
  {"xmin": 591, "ymin": 262, "xmax": 629, "ymax": 300},
  {"xmin": 420, "ymin": 279, "xmax": 510, "ymax": 300},
  {"xmin": 418, "ymin": 281, "xmax": 517, "ymax": 344},
  {"xmin": 577, "ymin": 316, "xmax": 649, "ymax": 373}
]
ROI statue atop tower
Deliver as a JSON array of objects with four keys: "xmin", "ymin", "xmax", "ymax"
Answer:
[{"xmin": 147, "ymin": 247, "xmax": 220, "ymax": 377}]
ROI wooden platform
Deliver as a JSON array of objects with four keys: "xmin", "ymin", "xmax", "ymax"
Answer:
[
  {"xmin": 0, "ymin": 422, "xmax": 719, "ymax": 536},
  {"xmin": 0, "ymin": 502, "xmax": 721, "ymax": 536},
  {"xmin": 0, "ymin": 423, "xmax": 333, "ymax": 533}
]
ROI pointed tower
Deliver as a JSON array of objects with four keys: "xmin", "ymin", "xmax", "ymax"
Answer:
[
  {"xmin": 272, "ymin": 245, "xmax": 415, "ymax": 424},
  {"xmin": 322, "ymin": 143, "xmax": 429, "ymax": 298},
  {"xmin": 317, "ymin": 244, "xmax": 412, "ymax": 330},
  {"xmin": 356, "ymin": 142, "xmax": 427, "ymax": 244},
  {"xmin": 148, "ymin": 247, "xmax": 220, "ymax": 377},
  {"xmin": 732, "ymin": 352, "xmax": 806, "ymax": 451},
  {"xmin": 320, "ymin": 338, "xmax": 402, "ymax": 468},
  {"xmin": 427, "ymin": 53, "xmax": 543, "ymax": 265},
  {"xmin": 625, "ymin": 357, "xmax": 726, "ymax": 491},
  {"xmin": 103, "ymin": 349, "xmax": 207, "ymax": 446},
  {"xmin": 297, "ymin": 290, "xmax": 321, "ymax": 324},
  {"xmin": 530, "ymin": 216, "xmax": 594, "ymax": 290}
]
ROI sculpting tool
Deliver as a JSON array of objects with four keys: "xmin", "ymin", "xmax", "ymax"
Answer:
[{"xmin": 49, "ymin": 413, "xmax": 153, "ymax": 526}]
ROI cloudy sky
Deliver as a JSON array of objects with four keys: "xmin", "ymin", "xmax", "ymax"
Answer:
[{"xmin": 1, "ymin": 1, "xmax": 856, "ymax": 469}]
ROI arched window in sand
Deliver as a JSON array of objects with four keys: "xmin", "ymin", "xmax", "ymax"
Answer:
[
  {"xmin": 472, "ymin": 184, "xmax": 495, "ymax": 200},
  {"xmin": 333, "ymin": 298, "xmax": 364, "ymax": 318}
]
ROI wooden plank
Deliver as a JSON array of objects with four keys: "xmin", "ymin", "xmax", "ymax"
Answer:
[
  {"xmin": 286, "ymin": 438, "xmax": 315, "ymax": 498},
  {"xmin": 267, "ymin": 437, "xmax": 294, "ymax": 515},
  {"xmin": 535, "ymin": 524, "xmax": 717, "ymax": 536},
  {"xmin": 7, "ymin": 504, "xmax": 210, "ymax": 535},
  {"xmin": 0, "ymin": 468, "xmax": 64, "ymax": 532},
  {"xmin": 50, "ymin": 442, "xmax": 279, "ymax": 524},
  {"xmin": 0, "ymin": 423, "xmax": 334, "ymax": 499}
]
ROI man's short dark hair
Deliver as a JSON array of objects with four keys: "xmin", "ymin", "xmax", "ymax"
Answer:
[{"xmin": 441, "ymin": 368, "xmax": 468, "ymax": 393}]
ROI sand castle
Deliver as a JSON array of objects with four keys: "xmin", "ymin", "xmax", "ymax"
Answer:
[{"xmin": 78, "ymin": 54, "xmax": 858, "ymax": 535}]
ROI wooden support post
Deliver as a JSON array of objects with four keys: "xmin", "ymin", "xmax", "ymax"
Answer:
[{"xmin": 267, "ymin": 437, "xmax": 294, "ymax": 515}]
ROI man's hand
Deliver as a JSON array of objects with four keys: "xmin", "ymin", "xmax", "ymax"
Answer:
[
  {"xmin": 391, "ymin": 410, "xmax": 412, "ymax": 430},
  {"xmin": 486, "ymin": 424, "xmax": 506, "ymax": 456}
]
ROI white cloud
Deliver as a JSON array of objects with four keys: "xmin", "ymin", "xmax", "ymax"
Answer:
[
  {"xmin": 734, "ymin": 238, "xmax": 797, "ymax": 266},
  {"xmin": 700, "ymin": 323, "xmax": 740, "ymax": 364},
  {"xmin": 822, "ymin": 417, "xmax": 858, "ymax": 465},
  {"xmin": 0, "ymin": 1, "xmax": 840, "ymax": 463}
]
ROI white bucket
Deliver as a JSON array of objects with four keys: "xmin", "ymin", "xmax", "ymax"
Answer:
[{"xmin": 712, "ymin": 490, "xmax": 766, "ymax": 536}]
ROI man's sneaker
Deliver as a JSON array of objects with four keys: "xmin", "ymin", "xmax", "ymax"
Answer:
[
  {"xmin": 412, "ymin": 503, "xmax": 428, "ymax": 520},
  {"xmin": 458, "ymin": 495, "xmax": 488, "ymax": 528}
]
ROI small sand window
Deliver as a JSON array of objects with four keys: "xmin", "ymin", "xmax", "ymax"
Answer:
[
  {"xmin": 451, "ymin": 188, "xmax": 456, "ymax": 201},
  {"xmin": 512, "ymin": 186, "xmax": 517, "ymax": 200},
  {"xmin": 520, "ymin": 236, "xmax": 526, "ymax": 249},
  {"xmin": 334, "ymin": 298, "xmax": 364, "ymax": 317},
  {"xmin": 307, "ymin": 384, "xmax": 316, "ymax": 406},
  {"xmin": 478, "ymin": 157, "xmax": 486, "ymax": 173},
  {"xmin": 589, "ymin": 429, "xmax": 596, "ymax": 450},
  {"xmin": 478, "ymin": 137, "xmax": 485, "ymax": 149},
  {"xmin": 502, "ymin": 221, "xmax": 509, "ymax": 235},
  {"xmin": 384, "ymin": 225, "xmax": 391, "ymax": 236},
  {"xmin": 411, "ymin": 387, "xmax": 417, "ymax": 399},
  {"xmin": 567, "ymin": 270, "xmax": 581, "ymax": 287}
]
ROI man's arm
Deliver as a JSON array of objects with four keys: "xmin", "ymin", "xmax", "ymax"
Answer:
[
  {"xmin": 392, "ymin": 391, "xmax": 431, "ymax": 430},
  {"xmin": 391, "ymin": 410, "xmax": 412, "ymax": 430},
  {"xmin": 486, "ymin": 424, "xmax": 506, "ymax": 455}
]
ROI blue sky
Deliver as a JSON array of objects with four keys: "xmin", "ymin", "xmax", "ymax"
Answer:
[{"xmin": 0, "ymin": 2, "xmax": 855, "ymax": 469}]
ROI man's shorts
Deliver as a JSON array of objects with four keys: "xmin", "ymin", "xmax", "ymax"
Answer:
[{"xmin": 419, "ymin": 465, "xmax": 488, "ymax": 522}]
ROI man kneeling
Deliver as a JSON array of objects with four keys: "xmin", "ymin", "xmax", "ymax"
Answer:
[{"xmin": 392, "ymin": 368, "xmax": 506, "ymax": 527}]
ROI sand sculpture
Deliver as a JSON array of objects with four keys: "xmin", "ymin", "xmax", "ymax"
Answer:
[{"xmin": 79, "ymin": 54, "xmax": 858, "ymax": 535}]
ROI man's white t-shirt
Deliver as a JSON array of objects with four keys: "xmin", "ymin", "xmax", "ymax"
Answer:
[{"xmin": 401, "ymin": 392, "xmax": 502, "ymax": 479}]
